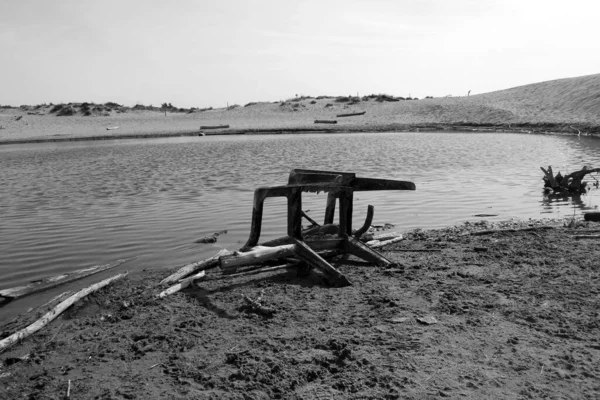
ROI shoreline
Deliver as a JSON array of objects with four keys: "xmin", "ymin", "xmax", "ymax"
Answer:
[
  {"xmin": 1, "ymin": 217, "xmax": 599, "ymax": 399},
  {"xmin": 1, "ymin": 122, "xmax": 597, "ymax": 146}
]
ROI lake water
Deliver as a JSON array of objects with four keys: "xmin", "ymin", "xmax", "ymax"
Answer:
[{"xmin": 1, "ymin": 132, "xmax": 600, "ymax": 320}]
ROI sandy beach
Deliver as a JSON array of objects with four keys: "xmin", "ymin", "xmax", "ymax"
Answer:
[
  {"xmin": 1, "ymin": 218, "xmax": 599, "ymax": 399},
  {"xmin": 2, "ymin": 74, "xmax": 600, "ymax": 144},
  {"xmin": 1, "ymin": 74, "xmax": 600, "ymax": 399}
]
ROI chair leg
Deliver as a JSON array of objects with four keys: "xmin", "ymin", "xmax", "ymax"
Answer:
[
  {"xmin": 345, "ymin": 237, "xmax": 396, "ymax": 267},
  {"xmin": 324, "ymin": 192, "xmax": 336, "ymax": 225},
  {"xmin": 291, "ymin": 238, "xmax": 351, "ymax": 287},
  {"xmin": 287, "ymin": 187, "xmax": 302, "ymax": 239}
]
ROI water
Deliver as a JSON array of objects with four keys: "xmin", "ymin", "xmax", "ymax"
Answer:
[{"xmin": 1, "ymin": 132, "xmax": 599, "ymax": 320}]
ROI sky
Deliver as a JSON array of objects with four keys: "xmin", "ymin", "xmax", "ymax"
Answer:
[{"xmin": 1, "ymin": 0, "xmax": 599, "ymax": 108}]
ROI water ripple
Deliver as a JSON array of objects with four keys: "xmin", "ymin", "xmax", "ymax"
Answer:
[{"xmin": 1, "ymin": 132, "xmax": 599, "ymax": 309}]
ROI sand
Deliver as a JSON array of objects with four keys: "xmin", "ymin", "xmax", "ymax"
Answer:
[
  {"xmin": 2, "ymin": 74, "xmax": 600, "ymax": 398},
  {"xmin": 1, "ymin": 218, "xmax": 599, "ymax": 399},
  {"xmin": 2, "ymin": 73, "xmax": 600, "ymax": 144}
]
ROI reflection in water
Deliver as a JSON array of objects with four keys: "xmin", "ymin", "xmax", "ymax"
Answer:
[{"xmin": 1, "ymin": 132, "xmax": 600, "ymax": 318}]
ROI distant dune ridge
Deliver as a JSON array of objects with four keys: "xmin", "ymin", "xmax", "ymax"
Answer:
[{"xmin": 1, "ymin": 73, "xmax": 599, "ymax": 143}]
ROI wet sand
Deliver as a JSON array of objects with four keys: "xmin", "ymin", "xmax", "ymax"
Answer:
[{"xmin": 1, "ymin": 218, "xmax": 599, "ymax": 399}]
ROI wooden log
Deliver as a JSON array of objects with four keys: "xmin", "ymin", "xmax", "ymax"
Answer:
[
  {"xmin": 367, "ymin": 236, "xmax": 405, "ymax": 249},
  {"xmin": 206, "ymin": 262, "xmax": 300, "ymax": 281},
  {"xmin": 290, "ymin": 239, "xmax": 351, "ymax": 286},
  {"xmin": 575, "ymin": 235, "xmax": 600, "ymax": 240},
  {"xmin": 360, "ymin": 231, "xmax": 401, "ymax": 242},
  {"xmin": 0, "ymin": 257, "xmax": 135, "ymax": 303},
  {"xmin": 219, "ymin": 245, "xmax": 296, "ymax": 270},
  {"xmin": 540, "ymin": 166, "xmax": 557, "ymax": 187},
  {"xmin": 29, "ymin": 291, "xmax": 72, "ymax": 314},
  {"xmin": 159, "ymin": 249, "xmax": 231, "ymax": 286},
  {"xmin": 314, "ymin": 120, "xmax": 337, "ymax": 124},
  {"xmin": 0, "ymin": 272, "xmax": 127, "ymax": 353},
  {"xmin": 157, "ymin": 271, "xmax": 206, "ymax": 298},
  {"xmin": 303, "ymin": 238, "xmax": 345, "ymax": 252},
  {"xmin": 336, "ymin": 111, "xmax": 366, "ymax": 117},
  {"xmin": 200, "ymin": 125, "xmax": 229, "ymax": 129},
  {"xmin": 303, "ymin": 224, "xmax": 339, "ymax": 237},
  {"xmin": 259, "ymin": 236, "xmax": 293, "ymax": 247},
  {"xmin": 563, "ymin": 167, "xmax": 600, "ymax": 182}
]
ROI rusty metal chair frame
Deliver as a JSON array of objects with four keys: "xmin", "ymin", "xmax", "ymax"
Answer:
[{"xmin": 239, "ymin": 169, "xmax": 415, "ymax": 285}]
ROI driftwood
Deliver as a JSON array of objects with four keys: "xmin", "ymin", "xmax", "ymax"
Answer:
[
  {"xmin": 367, "ymin": 236, "xmax": 404, "ymax": 249},
  {"xmin": 336, "ymin": 111, "xmax": 366, "ymax": 117},
  {"xmin": 541, "ymin": 166, "xmax": 600, "ymax": 194},
  {"xmin": 29, "ymin": 291, "xmax": 72, "ymax": 314},
  {"xmin": 314, "ymin": 120, "xmax": 337, "ymax": 124},
  {"xmin": 361, "ymin": 231, "xmax": 401, "ymax": 242},
  {"xmin": 159, "ymin": 249, "xmax": 231, "ymax": 286},
  {"xmin": 0, "ymin": 257, "xmax": 135, "ymax": 304},
  {"xmin": 200, "ymin": 125, "xmax": 229, "ymax": 129},
  {"xmin": 207, "ymin": 262, "xmax": 300, "ymax": 281},
  {"xmin": 158, "ymin": 270, "xmax": 206, "ymax": 298},
  {"xmin": 0, "ymin": 272, "xmax": 127, "ymax": 353},
  {"xmin": 220, "ymin": 245, "xmax": 296, "ymax": 270}
]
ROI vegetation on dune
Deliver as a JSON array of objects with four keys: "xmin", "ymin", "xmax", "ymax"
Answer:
[
  {"xmin": 0, "ymin": 101, "xmax": 216, "ymax": 117},
  {"xmin": 361, "ymin": 94, "xmax": 420, "ymax": 102},
  {"xmin": 335, "ymin": 95, "xmax": 361, "ymax": 104},
  {"xmin": 288, "ymin": 95, "xmax": 314, "ymax": 102}
]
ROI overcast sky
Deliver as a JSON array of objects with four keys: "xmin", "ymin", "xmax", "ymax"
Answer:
[{"xmin": 1, "ymin": 0, "xmax": 598, "ymax": 108}]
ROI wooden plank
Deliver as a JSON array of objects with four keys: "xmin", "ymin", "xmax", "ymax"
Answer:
[
  {"xmin": 200, "ymin": 125, "xmax": 229, "ymax": 129},
  {"xmin": 336, "ymin": 111, "xmax": 366, "ymax": 117},
  {"xmin": 314, "ymin": 120, "xmax": 337, "ymax": 124},
  {"xmin": 0, "ymin": 257, "xmax": 136, "ymax": 302},
  {"xmin": 219, "ymin": 245, "xmax": 296, "ymax": 270}
]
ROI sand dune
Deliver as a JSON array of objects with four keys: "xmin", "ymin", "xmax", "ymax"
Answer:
[{"xmin": 1, "ymin": 73, "xmax": 599, "ymax": 143}]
